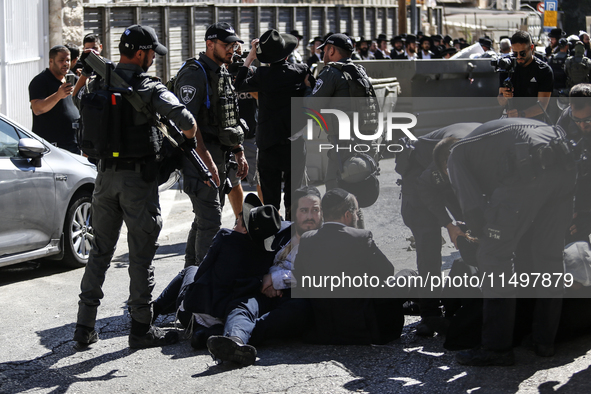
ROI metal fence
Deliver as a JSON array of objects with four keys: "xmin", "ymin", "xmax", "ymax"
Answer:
[
  {"xmin": 0, "ymin": 0, "xmax": 48, "ymax": 129},
  {"xmin": 83, "ymin": 3, "xmax": 401, "ymax": 81}
]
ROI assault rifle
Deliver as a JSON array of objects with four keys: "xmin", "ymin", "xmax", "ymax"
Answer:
[{"xmin": 84, "ymin": 51, "xmax": 217, "ymax": 189}]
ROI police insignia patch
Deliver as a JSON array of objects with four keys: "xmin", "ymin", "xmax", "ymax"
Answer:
[
  {"xmin": 160, "ymin": 91, "xmax": 181, "ymax": 105},
  {"xmin": 312, "ymin": 79, "xmax": 323, "ymax": 95},
  {"xmin": 180, "ymin": 85, "xmax": 197, "ymax": 104}
]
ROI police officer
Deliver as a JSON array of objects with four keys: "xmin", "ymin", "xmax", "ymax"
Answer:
[
  {"xmin": 548, "ymin": 38, "xmax": 569, "ymax": 95},
  {"xmin": 449, "ymin": 118, "xmax": 576, "ymax": 365},
  {"xmin": 74, "ymin": 25, "xmax": 198, "ymax": 349},
  {"xmin": 498, "ymin": 31, "xmax": 554, "ymax": 121},
  {"xmin": 304, "ymin": 33, "xmax": 377, "ymax": 191},
  {"xmin": 557, "ymin": 83, "xmax": 591, "ymax": 244},
  {"xmin": 173, "ymin": 22, "xmax": 248, "ymax": 267},
  {"xmin": 396, "ymin": 123, "xmax": 481, "ymax": 336},
  {"xmin": 565, "ymin": 41, "xmax": 591, "ymax": 90}
]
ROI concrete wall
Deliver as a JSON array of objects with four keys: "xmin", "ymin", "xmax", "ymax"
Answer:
[{"xmin": 49, "ymin": 0, "xmax": 84, "ymax": 47}]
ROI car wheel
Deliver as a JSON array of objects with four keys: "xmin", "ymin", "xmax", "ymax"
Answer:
[{"xmin": 62, "ymin": 192, "xmax": 93, "ymax": 268}]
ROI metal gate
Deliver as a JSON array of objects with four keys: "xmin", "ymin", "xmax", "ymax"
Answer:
[
  {"xmin": 83, "ymin": 3, "xmax": 400, "ymax": 82},
  {"xmin": 0, "ymin": 0, "xmax": 48, "ymax": 129}
]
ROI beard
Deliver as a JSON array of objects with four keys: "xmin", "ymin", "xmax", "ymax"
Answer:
[{"xmin": 359, "ymin": 48, "xmax": 369, "ymax": 57}]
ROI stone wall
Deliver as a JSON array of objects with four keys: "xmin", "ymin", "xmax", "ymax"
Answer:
[{"xmin": 49, "ymin": 0, "xmax": 84, "ymax": 48}]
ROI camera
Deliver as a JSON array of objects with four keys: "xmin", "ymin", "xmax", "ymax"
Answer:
[
  {"xmin": 65, "ymin": 73, "xmax": 77, "ymax": 86},
  {"xmin": 491, "ymin": 56, "xmax": 516, "ymax": 73}
]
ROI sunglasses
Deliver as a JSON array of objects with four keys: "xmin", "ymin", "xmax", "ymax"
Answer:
[
  {"xmin": 217, "ymin": 41, "xmax": 240, "ymax": 52},
  {"xmin": 511, "ymin": 48, "xmax": 530, "ymax": 58},
  {"xmin": 569, "ymin": 108, "xmax": 591, "ymax": 125}
]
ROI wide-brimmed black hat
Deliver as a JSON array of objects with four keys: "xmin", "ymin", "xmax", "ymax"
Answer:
[
  {"xmin": 243, "ymin": 194, "xmax": 281, "ymax": 251},
  {"xmin": 440, "ymin": 47, "xmax": 458, "ymax": 57},
  {"xmin": 478, "ymin": 37, "xmax": 493, "ymax": 48},
  {"xmin": 375, "ymin": 33, "xmax": 388, "ymax": 43},
  {"xmin": 405, "ymin": 34, "xmax": 417, "ymax": 44},
  {"xmin": 548, "ymin": 28, "xmax": 564, "ymax": 39},
  {"xmin": 443, "ymin": 35, "xmax": 453, "ymax": 44},
  {"xmin": 390, "ymin": 35, "xmax": 405, "ymax": 45},
  {"xmin": 256, "ymin": 29, "xmax": 298, "ymax": 63},
  {"xmin": 419, "ymin": 35, "xmax": 433, "ymax": 45},
  {"xmin": 290, "ymin": 30, "xmax": 304, "ymax": 39}
]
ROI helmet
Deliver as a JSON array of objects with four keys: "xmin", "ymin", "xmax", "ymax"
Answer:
[{"xmin": 337, "ymin": 153, "xmax": 380, "ymax": 208}]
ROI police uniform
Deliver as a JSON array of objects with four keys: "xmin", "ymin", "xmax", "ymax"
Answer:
[
  {"xmin": 448, "ymin": 118, "xmax": 576, "ymax": 357},
  {"xmin": 174, "ymin": 23, "xmax": 244, "ymax": 267},
  {"xmin": 397, "ymin": 123, "xmax": 481, "ymax": 320},
  {"xmin": 76, "ymin": 25, "xmax": 195, "ymax": 347},
  {"xmin": 565, "ymin": 43, "xmax": 591, "ymax": 89},
  {"xmin": 548, "ymin": 51, "xmax": 568, "ymax": 91}
]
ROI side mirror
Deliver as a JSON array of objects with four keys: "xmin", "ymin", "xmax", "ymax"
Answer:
[{"xmin": 18, "ymin": 138, "xmax": 46, "ymax": 167}]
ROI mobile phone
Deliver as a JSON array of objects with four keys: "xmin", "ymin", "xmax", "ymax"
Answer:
[{"xmin": 65, "ymin": 73, "xmax": 76, "ymax": 86}]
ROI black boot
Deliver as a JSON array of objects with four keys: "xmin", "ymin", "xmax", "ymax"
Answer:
[{"xmin": 129, "ymin": 319, "xmax": 178, "ymax": 349}]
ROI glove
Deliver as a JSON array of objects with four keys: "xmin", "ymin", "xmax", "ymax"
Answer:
[
  {"xmin": 184, "ymin": 136, "xmax": 197, "ymax": 149},
  {"xmin": 79, "ymin": 51, "xmax": 93, "ymax": 76}
]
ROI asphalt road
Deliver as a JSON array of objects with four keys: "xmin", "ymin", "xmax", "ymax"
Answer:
[{"xmin": 1, "ymin": 158, "xmax": 591, "ymax": 393}]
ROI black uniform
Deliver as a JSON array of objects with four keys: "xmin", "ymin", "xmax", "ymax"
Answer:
[
  {"xmin": 548, "ymin": 51, "xmax": 568, "ymax": 91},
  {"xmin": 448, "ymin": 118, "xmax": 576, "ymax": 351},
  {"xmin": 174, "ymin": 52, "xmax": 240, "ymax": 267},
  {"xmin": 397, "ymin": 123, "xmax": 481, "ymax": 318},
  {"xmin": 77, "ymin": 63, "xmax": 195, "ymax": 330}
]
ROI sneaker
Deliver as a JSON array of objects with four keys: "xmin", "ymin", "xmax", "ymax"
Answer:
[
  {"xmin": 415, "ymin": 320, "xmax": 435, "ymax": 337},
  {"xmin": 73, "ymin": 324, "xmax": 99, "ymax": 348},
  {"xmin": 207, "ymin": 336, "xmax": 257, "ymax": 366},
  {"xmin": 129, "ymin": 325, "xmax": 179, "ymax": 349},
  {"xmin": 456, "ymin": 346, "xmax": 515, "ymax": 366}
]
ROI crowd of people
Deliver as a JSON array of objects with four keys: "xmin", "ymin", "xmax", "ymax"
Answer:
[{"xmin": 24, "ymin": 21, "xmax": 591, "ymax": 368}]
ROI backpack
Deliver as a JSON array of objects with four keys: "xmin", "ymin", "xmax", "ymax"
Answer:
[
  {"xmin": 328, "ymin": 61, "xmax": 380, "ymax": 136},
  {"xmin": 79, "ymin": 63, "xmax": 124, "ymax": 159},
  {"xmin": 166, "ymin": 58, "xmax": 211, "ymax": 109}
]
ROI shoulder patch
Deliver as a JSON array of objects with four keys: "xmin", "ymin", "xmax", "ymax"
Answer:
[
  {"xmin": 312, "ymin": 79, "xmax": 324, "ymax": 95},
  {"xmin": 179, "ymin": 85, "xmax": 197, "ymax": 104},
  {"xmin": 159, "ymin": 91, "xmax": 181, "ymax": 105}
]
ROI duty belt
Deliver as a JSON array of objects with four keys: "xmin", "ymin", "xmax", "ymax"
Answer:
[{"xmin": 100, "ymin": 158, "xmax": 147, "ymax": 172}]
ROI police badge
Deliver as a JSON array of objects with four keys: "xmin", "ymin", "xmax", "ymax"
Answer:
[{"xmin": 180, "ymin": 85, "xmax": 197, "ymax": 104}]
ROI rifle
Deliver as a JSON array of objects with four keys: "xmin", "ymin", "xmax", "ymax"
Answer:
[{"xmin": 84, "ymin": 52, "xmax": 217, "ymax": 189}]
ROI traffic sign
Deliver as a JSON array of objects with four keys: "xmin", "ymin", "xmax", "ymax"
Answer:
[{"xmin": 537, "ymin": 2, "xmax": 544, "ymax": 13}]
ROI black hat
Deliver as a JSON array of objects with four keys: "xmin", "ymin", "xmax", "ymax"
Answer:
[
  {"xmin": 120, "ymin": 25, "xmax": 167, "ymax": 56},
  {"xmin": 290, "ymin": 30, "xmax": 304, "ymax": 39},
  {"xmin": 405, "ymin": 34, "xmax": 417, "ymax": 44},
  {"xmin": 243, "ymin": 194, "xmax": 281, "ymax": 251},
  {"xmin": 419, "ymin": 35, "xmax": 432, "ymax": 44},
  {"xmin": 293, "ymin": 186, "xmax": 322, "ymax": 205},
  {"xmin": 256, "ymin": 29, "xmax": 297, "ymax": 63},
  {"xmin": 308, "ymin": 36, "xmax": 323, "ymax": 47},
  {"xmin": 478, "ymin": 37, "xmax": 492, "ymax": 48},
  {"xmin": 318, "ymin": 33, "xmax": 354, "ymax": 52},
  {"xmin": 440, "ymin": 47, "xmax": 458, "ymax": 57},
  {"xmin": 548, "ymin": 28, "xmax": 564, "ymax": 39},
  {"xmin": 205, "ymin": 22, "xmax": 243, "ymax": 44},
  {"xmin": 432, "ymin": 34, "xmax": 443, "ymax": 41},
  {"xmin": 356, "ymin": 36, "xmax": 371, "ymax": 47},
  {"xmin": 443, "ymin": 35, "xmax": 453, "ymax": 44},
  {"xmin": 391, "ymin": 35, "xmax": 405, "ymax": 45},
  {"xmin": 375, "ymin": 33, "xmax": 388, "ymax": 43}
]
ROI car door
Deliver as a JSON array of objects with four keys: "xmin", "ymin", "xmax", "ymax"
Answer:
[{"xmin": 0, "ymin": 119, "xmax": 56, "ymax": 256}]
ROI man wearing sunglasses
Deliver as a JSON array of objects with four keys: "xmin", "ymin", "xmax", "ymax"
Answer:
[
  {"xmin": 497, "ymin": 31, "xmax": 554, "ymax": 121},
  {"xmin": 173, "ymin": 22, "xmax": 249, "ymax": 268},
  {"xmin": 557, "ymin": 84, "xmax": 591, "ymax": 244}
]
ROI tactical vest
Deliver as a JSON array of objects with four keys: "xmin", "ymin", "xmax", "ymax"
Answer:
[
  {"xmin": 327, "ymin": 61, "xmax": 380, "ymax": 136},
  {"xmin": 119, "ymin": 73, "xmax": 163, "ymax": 158},
  {"xmin": 566, "ymin": 56, "xmax": 591, "ymax": 89},
  {"xmin": 177, "ymin": 58, "xmax": 240, "ymax": 143},
  {"xmin": 549, "ymin": 53, "xmax": 568, "ymax": 89},
  {"xmin": 80, "ymin": 72, "xmax": 161, "ymax": 159}
]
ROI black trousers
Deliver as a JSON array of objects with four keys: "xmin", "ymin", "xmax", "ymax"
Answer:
[{"xmin": 257, "ymin": 138, "xmax": 306, "ymax": 220}]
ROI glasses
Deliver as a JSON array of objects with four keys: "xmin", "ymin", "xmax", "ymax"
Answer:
[
  {"xmin": 216, "ymin": 40, "xmax": 240, "ymax": 52},
  {"xmin": 512, "ymin": 48, "xmax": 530, "ymax": 58},
  {"xmin": 569, "ymin": 108, "xmax": 591, "ymax": 125}
]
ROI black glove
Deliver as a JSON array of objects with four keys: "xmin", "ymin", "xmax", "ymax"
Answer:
[
  {"xmin": 79, "ymin": 51, "xmax": 93, "ymax": 76},
  {"xmin": 184, "ymin": 136, "xmax": 197, "ymax": 150}
]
